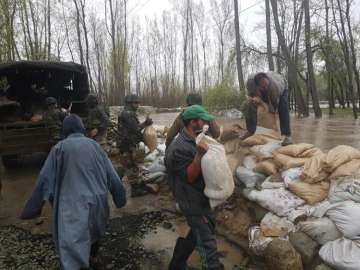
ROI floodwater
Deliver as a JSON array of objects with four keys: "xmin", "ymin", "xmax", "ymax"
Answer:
[{"xmin": 1, "ymin": 111, "xmax": 360, "ymax": 269}]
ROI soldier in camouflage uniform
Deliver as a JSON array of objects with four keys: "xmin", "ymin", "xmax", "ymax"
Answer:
[
  {"xmin": 86, "ymin": 95, "xmax": 110, "ymax": 149},
  {"xmin": 43, "ymin": 97, "xmax": 67, "ymax": 145},
  {"xmin": 117, "ymin": 94, "xmax": 153, "ymax": 189}
]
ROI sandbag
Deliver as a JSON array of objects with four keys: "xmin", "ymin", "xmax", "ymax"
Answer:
[
  {"xmin": 254, "ymin": 160, "xmax": 278, "ymax": 176},
  {"xmin": 276, "ymin": 143, "xmax": 314, "ymax": 157},
  {"xmin": 299, "ymin": 147, "xmax": 323, "ymax": 158},
  {"xmin": 301, "ymin": 153, "xmax": 328, "ymax": 184},
  {"xmin": 282, "ymin": 167, "xmax": 303, "ymax": 187},
  {"xmin": 326, "ymin": 201, "xmax": 360, "ymax": 239},
  {"xmin": 197, "ymin": 133, "xmax": 234, "ymax": 208},
  {"xmin": 248, "ymin": 225, "xmax": 274, "ymax": 256},
  {"xmin": 219, "ymin": 124, "xmax": 243, "ymax": 143},
  {"xmin": 319, "ymin": 238, "xmax": 360, "ymax": 270},
  {"xmin": 260, "ymin": 212, "xmax": 295, "ymax": 237},
  {"xmin": 329, "ymin": 176, "xmax": 360, "ymax": 203},
  {"xmin": 260, "ymin": 176, "xmax": 285, "ymax": 189},
  {"xmin": 288, "ymin": 181, "xmax": 330, "ymax": 205},
  {"xmin": 324, "ymin": 145, "xmax": 360, "ymax": 173},
  {"xmin": 143, "ymin": 125, "xmax": 158, "ymax": 152},
  {"xmin": 243, "ymin": 187, "xmax": 305, "ymax": 217},
  {"xmin": 242, "ymin": 134, "xmax": 278, "ymax": 146},
  {"xmin": 274, "ymin": 152, "xmax": 308, "ymax": 169},
  {"xmin": 226, "ymin": 153, "xmax": 243, "ymax": 176},
  {"xmin": 250, "ymin": 141, "xmax": 282, "ymax": 160},
  {"xmin": 223, "ymin": 138, "xmax": 242, "ymax": 154},
  {"xmin": 297, "ymin": 217, "xmax": 342, "ymax": 245},
  {"xmin": 330, "ymin": 159, "xmax": 360, "ymax": 178},
  {"xmin": 236, "ymin": 166, "xmax": 266, "ymax": 188},
  {"xmin": 257, "ymin": 106, "xmax": 277, "ymax": 131},
  {"xmin": 145, "ymin": 156, "xmax": 166, "ymax": 173},
  {"xmin": 243, "ymin": 155, "xmax": 257, "ymax": 170}
]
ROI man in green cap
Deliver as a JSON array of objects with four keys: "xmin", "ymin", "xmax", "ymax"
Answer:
[
  {"xmin": 165, "ymin": 93, "xmax": 220, "ymax": 147},
  {"xmin": 165, "ymin": 105, "xmax": 224, "ymax": 270}
]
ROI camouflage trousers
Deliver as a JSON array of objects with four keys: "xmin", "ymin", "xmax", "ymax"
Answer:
[{"xmin": 94, "ymin": 131, "xmax": 109, "ymax": 152}]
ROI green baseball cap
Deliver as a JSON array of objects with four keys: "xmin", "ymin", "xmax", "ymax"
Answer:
[{"xmin": 182, "ymin": 105, "xmax": 215, "ymax": 122}]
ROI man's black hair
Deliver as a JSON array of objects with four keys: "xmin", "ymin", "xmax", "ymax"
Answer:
[
  {"xmin": 254, "ymin": 72, "xmax": 268, "ymax": 86},
  {"xmin": 183, "ymin": 118, "xmax": 192, "ymax": 127}
]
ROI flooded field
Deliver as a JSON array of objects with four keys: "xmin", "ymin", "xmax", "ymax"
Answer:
[{"xmin": 1, "ymin": 112, "xmax": 360, "ymax": 269}]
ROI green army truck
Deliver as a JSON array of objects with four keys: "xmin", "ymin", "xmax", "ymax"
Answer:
[{"xmin": 0, "ymin": 61, "xmax": 90, "ymax": 168}]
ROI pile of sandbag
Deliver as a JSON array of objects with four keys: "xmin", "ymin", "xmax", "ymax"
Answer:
[{"xmin": 230, "ymin": 134, "xmax": 360, "ymax": 269}]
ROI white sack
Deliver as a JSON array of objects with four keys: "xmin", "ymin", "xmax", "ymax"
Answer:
[
  {"xmin": 297, "ymin": 217, "xmax": 342, "ymax": 245},
  {"xmin": 329, "ymin": 177, "xmax": 360, "ymax": 203},
  {"xmin": 260, "ymin": 176, "xmax": 285, "ymax": 189},
  {"xmin": 197, "ymin": 133, "xmax": 234, "ymax": 208},
  {"xmin": 282, "ymin": 167, "xmax": 303, "ymax": 187},
  {"xmin": 145, "ymin": 157, "xmax": 166, "ymax": 173},
  {"xmin": 236, "ymin": 166, "xmax": 265, "ymax": 188},
  {"xmin": 260, "ymin": 212, "xmax": 295, "ymax": 237},
  {"xmin": 326, "ymin": 201, "xmax": 360, "ymax": 240},
  {"xmin": 319, "ymin": 238, "xmax": 360, "ymax": 270},
  {"xmin": 250, "ymin": 141, "xmax": 282, "ymax": 159},
  {"xmin": 243, "ymin": 155, "xmax": 257, "ymax": 170},
  {"xmin": 243, "ymin": 188, "xmax": 305, "ymax": 217}
]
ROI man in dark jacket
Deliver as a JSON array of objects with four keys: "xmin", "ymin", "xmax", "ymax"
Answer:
[
  {"xmin": 43, "ymin": 96, "xmax": 67, "ymax": 145},
  {"xmin": 117, "ymin": 94, "xmax": 153, "ymax": 187},
  {"xmin": 165, "ymin": 105, "xmax": 224, "ymax": 270},
  {"xmin": 166, "ymin": 93, "xmax": 220, "ymax": 147},
  {"xmin": 86, "ymin": 94, "xmax": 110, "ymax": 148},
  {"xmin": 243, "ymin": 72, "xmax": 292, "ymax": 146}
]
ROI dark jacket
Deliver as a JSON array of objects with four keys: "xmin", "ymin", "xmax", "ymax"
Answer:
[
  {"xmin": 165, "ymin": 129, "xmax": 211, "ymax": 216},
  {"xmin": 117, "ymin": 106, "xmax": 143, "ymax": 152},
  {"xmin": 86, "ymin": 105, "xmax": 109, "ymax": 134}
]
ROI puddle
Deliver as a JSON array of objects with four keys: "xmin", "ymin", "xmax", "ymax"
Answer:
[{"xmin": 142, "ymin": 218, "xmax": 244, "ymax": 270}]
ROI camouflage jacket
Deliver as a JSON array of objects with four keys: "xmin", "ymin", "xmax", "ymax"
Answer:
[
  {"xmin": 86, "ymin": 105, "xmax": 109, "ymax": 134},
  {"xmin": 43, "ymin": 108, "xmax": 66, "ymax": 140},
  {"xmin": 117, "ymin": 106, "xmax": 143, "ymax": 151}
]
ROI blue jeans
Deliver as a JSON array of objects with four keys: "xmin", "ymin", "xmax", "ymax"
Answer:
[{"xmin": 246, "ymin": 89, "xmax": 291, "ymax": 136}]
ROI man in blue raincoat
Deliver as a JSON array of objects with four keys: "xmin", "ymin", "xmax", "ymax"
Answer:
[{"xmin": 21, "ymin": 114, "xmax": 127, "ymax": 270}]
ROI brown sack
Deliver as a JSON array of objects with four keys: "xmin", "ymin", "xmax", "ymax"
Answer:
[
  {"xmin": 223, "ymin": 138, "xmax": 242, "ymax": 154},
  {"xmin": 301, "ymin": 153, "xmax": 329, "ymax": 184},
  {"xmin": 276, "ymin": 143, "xmax": 314, "ymax": 158},
  {"xmin": 324, "ymin": 145, "xmax": 360, "ymax": 173},
  {"xmin": 330, "ymin": 159, "xmax": 360, "ymax": 179},
  {"xmin": 254, "ymin": 160, "xmax": 278, "ymax": 176},
  {"xmin": 299, "ymin": 147, "xmax": 323, "ymax": 158},
  {"xmin": 257, "ymin": 106, "xmax": 277, "ymax": 131},
  {"xmin": 220, "ymin": 124, "xmax": 244, "ymax": 143},
  {"xmin": 242, "ymin": 134, "xmax": 278, "ymax": 146},
  {"xmin": 288, "ymin": 181, "xmax": 330, "ymax": 205},
  {"xmin": 273, "ymin": 152, "xmax": 308, "ymax": 169},
  {"xmin": 143, "ymin": 126, "xmax": 158, "ymax": 152}
]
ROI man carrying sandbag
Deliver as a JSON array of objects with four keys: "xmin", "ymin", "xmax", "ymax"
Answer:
[
  {"xmin": 165, "ymin": 105, "xmax": 224, "ymax": 270},
  {"xmin": 117, "ymin": 94, "xmax": 153, "ymax": 191},
  {"xmin": 166, "ymin": 93, "xmax": 220, "ymax": 147},
  {"xmin": 242, "ymin": 72, "xmax": 292, "ymax": 146}
]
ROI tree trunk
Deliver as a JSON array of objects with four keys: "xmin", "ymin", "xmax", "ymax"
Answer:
[
  {"xmin": 335, "ymin": 0, "xmax": 357, "ymax": 118},
  {"xmin": 233, "ymin": 0, "xmax": 245, "ymax": 91},
  {"xmin": 265, "ymin": 0, "xmax": 274, "ymax": 71},
  {"xmin": 304, "ymin": 0, "xmax": 321, "ymax": 117},
  {"xmin": 270, "ymin": 0, "xmax": 308, "ymax": 116},
  {"xmin": 183, "ymin": 0, "xmax": 190, "ymax": 94},
  {"xmin": 345, "ymin": 0, "xmax": 360, "ymax": 108}
]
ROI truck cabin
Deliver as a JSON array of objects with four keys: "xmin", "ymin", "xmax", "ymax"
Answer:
[
  {"xmin": 0, "ymin": 61, "xmax": 89, "ymax": 123},
  {"xmin": 0, "ymin": 61, "xmax": 90, "ymax": 161}
]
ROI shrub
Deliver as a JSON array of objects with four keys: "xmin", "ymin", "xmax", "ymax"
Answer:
[{"xmin": 203, "ymin": 82, "xmax": 245, "ymax": 112}]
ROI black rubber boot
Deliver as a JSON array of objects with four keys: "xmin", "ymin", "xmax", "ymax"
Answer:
[{"xmin": 169, "ymin": 237, "xmax": 195, "ymax": 270}]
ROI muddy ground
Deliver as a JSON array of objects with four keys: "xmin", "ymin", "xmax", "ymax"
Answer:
[{"xmin": 1, "ymin": 112, "xmax": 360, "ymax": 269}]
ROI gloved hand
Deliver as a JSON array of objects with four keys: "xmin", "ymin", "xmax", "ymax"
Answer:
[{"xmin": 144, "ymin": 117, "xmax": 153, "ymax": 126}]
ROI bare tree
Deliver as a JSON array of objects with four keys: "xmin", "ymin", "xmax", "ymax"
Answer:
[
  {"xmin": 233, "ymin": 0, "xmax": 245, "ymax": 91},
  {"xmin": 265, "ymin": 0, "xmax": 274, "ymax": 71}
]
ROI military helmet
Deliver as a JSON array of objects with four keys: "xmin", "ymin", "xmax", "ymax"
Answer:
[
  {"xmin": 186, "ymin": 93, "xmax": 202, "ymax": 106},
  {"xmin": 45, "ymin": 96, "xmax": 57, "ymax": 106},
  {"xmin": 125, "ymin": 94, "xmax": 140, "ymax": 104},
  {"xmin": 86, "ymin": 94, "xmax": 98, "ymax": 106}
]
